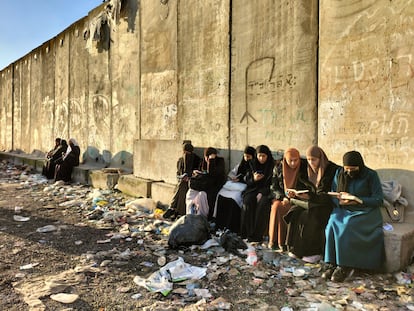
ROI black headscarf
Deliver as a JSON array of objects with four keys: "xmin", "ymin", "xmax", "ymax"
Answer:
[
  {"xmin": 337, "ymin": 150, "xmax": 366, "ymax": 192},
  {"xmin": 253, "ymin": 145, "xmax": 274, "ymax": 178},
  {"xmin": 237, "ymin": 146, "xmax": 256, "ymax": 177}
]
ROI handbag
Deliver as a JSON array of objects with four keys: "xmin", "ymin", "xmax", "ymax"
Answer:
[
  {"xmin": 189, "ymin": 173, "xmax": 212, "ymax": 191},
  {"xmin": 382, "ymin": 200, "xmax": 404, "ymax": 223}
]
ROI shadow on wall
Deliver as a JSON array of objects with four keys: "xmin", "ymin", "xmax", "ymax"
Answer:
[{"xmin": 82, "ymin": 146, "xmax": 133, "ymax": 173}]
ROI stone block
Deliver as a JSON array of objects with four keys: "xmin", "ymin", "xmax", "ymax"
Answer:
[
  {"xmin": 90, "ymin": 170, "xmax": 120, "ymax": 189},
  {"xmin": 384, "ymin": 222, "xmax": 414, "ymax": 272},
  {"xmin": 151, "ymin": 182, "xmax": 176, "ymax": 205},
  {"xmin": 116, "ymin": 174, "xmax": 152, "ymax": 198}
]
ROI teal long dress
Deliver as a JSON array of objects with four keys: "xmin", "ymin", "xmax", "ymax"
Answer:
[{"xmin": 324, "ymin": 167, "xmax": 384, "ymax": 270}]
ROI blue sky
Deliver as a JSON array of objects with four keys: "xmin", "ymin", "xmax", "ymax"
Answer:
[{"xmin": 0, "ymin": 1, "xmax": 102, "ymax": 70}]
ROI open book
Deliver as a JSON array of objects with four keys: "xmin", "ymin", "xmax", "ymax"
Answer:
[
  {"xmin": 286, "ymin": 189, "xmax": 309, "ymax": 195},
  {"xmin": 328, "ymin": 192, "xmax": 363, "ymax": 204}
]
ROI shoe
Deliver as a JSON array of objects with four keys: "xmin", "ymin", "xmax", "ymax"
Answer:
[
  {"xmin": 163, "ymin": 208, "xmax": 176, "ymax": 219},
  {"xmin": 288, "ymin": 252, "xmax": 298, "ymax": 259},
  {"xmin": 321, "ymin": 265, "xmax": 336, "ymax": 280},
  {"xmin": 302, "ymin": 254, "xmax": 322, "ymax": 263},
  {"xmin": 330, "ymin": 266, "xmax": 354, "ymax": 282}
]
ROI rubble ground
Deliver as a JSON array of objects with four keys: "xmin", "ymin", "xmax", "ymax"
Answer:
[{"xmin": 0, "ymin": 161, "xmax": 413, "ymax": 311}]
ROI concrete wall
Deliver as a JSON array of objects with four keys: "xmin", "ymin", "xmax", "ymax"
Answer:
[
  {"xmin": 231, "ymin": 0, "xmax": 318, "ymax": 152},
  {"xmin": 318, "ymin": 0, "xmax": 414, "ymax": 210},
  {"xmin": 0, "ymin": 0, "xmax": 413, "ymax": 204}
]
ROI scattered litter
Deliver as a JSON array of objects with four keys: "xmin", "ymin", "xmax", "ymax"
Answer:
[
  {"xmin": 36, "ymin": 225, "xmax": 58, "ymax": 233},
  {"xmin": 133, "ymin": 257, "xmax": 207, "ymax": 296},
  {"xmin": 20, "ymin": 263, "xmax": 39, "ymax": 270},
  {"xmin": 50, "ymin": 293, "xmax": 79, "ymax": 304},
  {"xmin": 13, "ymin": 215, "xmax": 30, "ymax": 222}
]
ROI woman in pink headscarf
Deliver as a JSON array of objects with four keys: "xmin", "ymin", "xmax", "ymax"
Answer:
[{"xmin": 284, "ymin": 145, "xmax": 339, "ymax": 263}]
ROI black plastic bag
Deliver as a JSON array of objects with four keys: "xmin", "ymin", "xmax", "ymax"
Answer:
[
  {"xmin": 168, "ymin": 214, "xmax": 210, "ymax": 249},
  {"xmin": 219, "ymin": 229, "xmax": 247, "ymax": 258}
]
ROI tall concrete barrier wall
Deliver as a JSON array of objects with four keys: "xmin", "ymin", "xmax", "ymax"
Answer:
[
  {"xmin": 0, "ymin": 0, "xmax": 413, "ymax": 204},
  {"xmin": 318, "ymin": 0, "xmax": 414, "ymax": 210}
]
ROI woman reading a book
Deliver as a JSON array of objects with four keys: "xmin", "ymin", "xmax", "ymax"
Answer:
[
  {"xmin": 268, "ymin": 147, "xmax": 307, "ymax": 251},
  {"xmin": 284, "ymin": 145, "xmax": 339, "ymax": 263},
  {"xmin": 322, "ymin": 151, "xmax": 384, "ymax": 282}
]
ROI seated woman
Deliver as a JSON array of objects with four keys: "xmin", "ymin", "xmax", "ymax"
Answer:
[
  {"xmin": 284, "ymin": 145, "xmax": 339, "ymax": 263},
  {"xmin": 323, "ymin": 151, "xmax": 384, "ymax": 282},
  {"xmin": 55, "ymin": 138, "xmax": 81, "ymax": 183},
  {"xmin": 42, "ymin": 138, "xmax": 67, "ymax": 179},
  {"xmin": 163, "ymin": 143, "xmax": 201, "ymax": 220},
  {"xmin": 268, "ymin": 148, "xmax": 306, "ymax": 251},
  {"xmin": 213, "ymin": 146, "xmax": 256, "ymax": 233},
  {"xmin": 186, "ymin": 147, "xmax": 226, "ymax": 219},
  {"xmin": 240, "ymin": 145, "xmax": 274, "ymax": 243}
]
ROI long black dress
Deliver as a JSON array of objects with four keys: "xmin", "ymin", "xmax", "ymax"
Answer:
[
  {"xmin": 42, "ymin": 143, "xmax": 68, "ymax": 179},
  {"xmin": 170, "ymin": 152, "xmax": 201, "ymax": 216},
  {"xmin": 55, "ymin": 145, "xmax": 80, "ymax": 182},
  {"xmin": 284, "ymin": 160, "xmax": 339, "ymax": 257},
  {"xmin": 214, "ymin": 155, "xmax": 253, "ymax": 233},
  {"xmin": 198, "ymin": 156, "xmax": 227, "ymax": 220},
  {"xmin": 240, "ymin": 145, "xmax": 274, "ymax": 242}
]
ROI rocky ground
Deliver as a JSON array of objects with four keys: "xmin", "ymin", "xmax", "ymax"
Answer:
[{"xmin": 0, "ymin": 160, "xmax": 413, "ymax": 311}]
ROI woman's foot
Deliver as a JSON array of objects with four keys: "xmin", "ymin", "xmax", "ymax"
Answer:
[
  {"xmin": 321, "ymin": 264, "xmax": 336, "ymax": 279},
  {"xmin": 302, "ymin": 254, "xmax": 322, "ymax": 263},
  {"xmin": 330, "ymin": 266, "xmax": 354, "ymax": 282},
  {"xmin": 288, "ymin": 252, "xmax": 298, "ymax": 259},
  {"xmin": 162, "ymin": 208, "xmax": 176, "ymax": 219}
]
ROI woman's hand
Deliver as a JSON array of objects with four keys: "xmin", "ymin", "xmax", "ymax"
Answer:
[{"xmin": 253, "ymin": 172, "xmax": 264, "ymax": 181}]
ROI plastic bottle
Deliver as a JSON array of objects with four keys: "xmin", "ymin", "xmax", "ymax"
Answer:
[{"xmin": 245, "ymin": 245, "xmax": 258, "ymax": 266}]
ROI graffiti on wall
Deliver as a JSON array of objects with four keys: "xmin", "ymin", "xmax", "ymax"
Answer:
[
  {"xmin": 240, "ymin": 57, "xmax": 299, "ymax": 144},
  {"xmin": 141, "ymin": 70, "xmax": 177, "ymax": 139}
]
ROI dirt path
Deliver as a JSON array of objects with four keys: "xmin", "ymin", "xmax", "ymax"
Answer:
[{"xmin": 0, "ymin": 162, "xmax": 412, "ymax": 311}]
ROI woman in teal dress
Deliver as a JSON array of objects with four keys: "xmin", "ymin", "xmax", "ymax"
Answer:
[{"xmin": 323, "ymin": 151, "xmax": 384, "ymax": 282}]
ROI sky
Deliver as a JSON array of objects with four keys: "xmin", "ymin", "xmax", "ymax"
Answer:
[{"xmin": 0, "ymin": 0, "xmax": 103, "ymax": 70}]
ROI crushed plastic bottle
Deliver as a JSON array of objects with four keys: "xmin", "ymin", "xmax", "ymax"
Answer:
[{"xmin": 245, "ymin": 245, "xmax": 258, "ymax": 266}]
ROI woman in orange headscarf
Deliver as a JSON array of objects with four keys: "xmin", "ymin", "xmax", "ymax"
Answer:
[{"xmin": 268, "ymin": 148, "xmax": 307, "ymax": 251}]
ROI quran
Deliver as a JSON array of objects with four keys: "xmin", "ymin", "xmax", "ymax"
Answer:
[{"xmin": 328, "ymin": 192, "xmax": 363, "ymax": 204}]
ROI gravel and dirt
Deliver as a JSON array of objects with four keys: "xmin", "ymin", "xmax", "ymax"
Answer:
[{"xmin": 0, "ymin": 161, "xmax": 413, "ymax": 311}]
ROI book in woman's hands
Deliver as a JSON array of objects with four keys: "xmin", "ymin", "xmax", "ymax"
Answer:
[
  {"xmin": 286, "ymin": 189, "xmax": 309, "ymax": 195},
  {"xmin": 328, "ymin": 192, "xmax": 363, "ymax": 204}
]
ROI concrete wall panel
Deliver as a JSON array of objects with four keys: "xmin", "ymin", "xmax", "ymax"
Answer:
[
  {"xmin": 178, "ymin": 0, "xmax": 230, "ymax": 149},
  {"xmin": 29, "ymin": 49, "xmax": 42, "ymax": 151},
  {"xmin": 319, "ymin": 0, "xmax": 414, "ymax": 169},
  {"xmin": 134, "ymin": 139, "xmax": 183, "ymax": 184},
  {"xmin": 140, "ymin": 0, "xmax": 178, "ymax": 140},
  {"xmin": 0, "ymin": 67, "xmax": 12, "ymax": 150},
  {"xmin": 55, "ymin": 32, "xmax": 70, "ymax": 141},
  {"xmin": 39, "ymin": 42, "xmax": 56, "ymax": 152},
  {"xmin": 68, "ymin": 20, "xmax": 89, "ymax": 152},
  {"xmin": 110, "ymin": 0, "xmax": 140, "ymax": 153},
  {"xmin": 87, "ymin": 8, "xmax": 112, "ymax": 152},
  {"xmin": 12, "ymin": 63, "xmax": 22, "ymax": 151},
  {"xmin": 20, "ymin": 57, "xmax": 31, "ymax": 153},
  {"xmin": 231, "ymin": 0, "xmax": 318, "ymax": 153}
]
